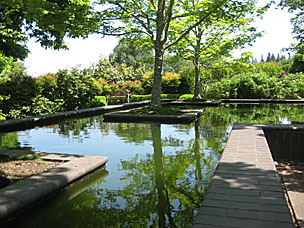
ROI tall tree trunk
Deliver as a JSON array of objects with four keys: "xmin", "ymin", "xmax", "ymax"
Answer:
[
  {"xmin": 193, "ymin": 55, "xmax": 202, "ymax": 99},
  {"xmin": 193, "ymin": 28, "xmax": 203, "ymax": 100},
  {"xmin": 150, "ymin": 44, "xmax": 164, "ymax": 110},
  {"xmin": 150, "ymin": 0, "xmax": 167, "ymax": 110}
]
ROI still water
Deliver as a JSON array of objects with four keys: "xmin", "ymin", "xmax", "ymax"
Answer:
[{"xmin": 1, "ymin": 104, "xmax": 304, "ymax": 227}]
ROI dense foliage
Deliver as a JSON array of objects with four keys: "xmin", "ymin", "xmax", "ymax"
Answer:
[
  {"xmin": 205, "ymin": 72, "xmax": 304, "ymax": 99},
  {"xmin": 0, "ymin": 41, "xmax": 303, "ymax": 120},
  {"xmin": 0, "ymin": 0, "xmax": 96, "ymax": 60}
]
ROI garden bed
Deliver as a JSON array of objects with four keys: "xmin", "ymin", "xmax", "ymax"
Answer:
[{"xmin": 0, "ymin": 156, "xmax": 62, "ymax": 188}]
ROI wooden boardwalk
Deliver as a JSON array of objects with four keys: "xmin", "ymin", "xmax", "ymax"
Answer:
[{"xmin": 193, "ymin": 123, "xmax": 294, "ymax": 228}]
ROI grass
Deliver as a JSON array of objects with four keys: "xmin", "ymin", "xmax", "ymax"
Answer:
[
  {"xmin": 128, "ymin": 106, "xmax": 184, "ymax": 115},
  {"xmin": 0, "ymin": 155, "xmax": 43, "ymax": 162}
]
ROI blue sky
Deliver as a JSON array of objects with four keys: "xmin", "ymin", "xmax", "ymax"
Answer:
[{"xmin": 24, "ymin": 2, "xmax": 296, "ymax": 77}]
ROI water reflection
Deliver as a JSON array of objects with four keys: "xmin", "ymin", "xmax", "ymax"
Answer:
[
  {"xmin": 3, "ymin": 121, "xmax": 220, "ymax": 228},
  {"xmin": 4, "ymin": 169, "xmax": 109, "ymax": 228},
  {"xmin": 1, "ymin": 104, "xmax": 304, "ymax": 227}
]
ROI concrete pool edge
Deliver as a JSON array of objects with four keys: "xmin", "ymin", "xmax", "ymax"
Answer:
[
  {"xmin": 1, "ymin": 99, "xmax": 303, "ymax": 132},
  {"xmin": 0, "ymin": 100, "xmax": 151, "ymax": 132},
  {"xmin": 193, "ymin": 123, "xmax": 296, "ymax": 228},
  {"xmin": 0, "ymin": 151, "xmax": 108, "ymax": 222}
]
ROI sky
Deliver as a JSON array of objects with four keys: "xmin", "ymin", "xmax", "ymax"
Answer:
[{"xmin": 24, "ymin": 1, "xmax": 296, "ymax": 77}]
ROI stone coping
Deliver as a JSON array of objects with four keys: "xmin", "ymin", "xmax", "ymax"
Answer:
[
  {"xmin": 164, "ymin": 100, "xmax": 221, "ymax": 106},
  {"xmin": 103, "ymin": 100, "xmax": 223, "ymax": 124},
  {"xmin": 0, "ymin": 149, "xmax": 108, "ymax": 221},
  {"xmin": 103, "ymin": 109, "xmax": 203, "ymax": 124},
  {"xmin": 222, "ymin": 99, "xmax": 304, "ymax": 104},
  {"xmin": 193, "ymin": 123, "xmax": 296, "ymax": 227},
  {"xmin": 263, "ymin": 124, "xmax": 304, "ymax": 131},
  {"xmin": 1, "ymin": 99, "xmax": 303, "ymax": 132},
  {"xmin": 0, "ymin": 100, "xmax": 150, "ymax": 132}
]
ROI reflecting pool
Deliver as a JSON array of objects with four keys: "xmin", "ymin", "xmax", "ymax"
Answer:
[{"xmin": 1, "ymin": 104, "xmax": 304, "ymax": 227}]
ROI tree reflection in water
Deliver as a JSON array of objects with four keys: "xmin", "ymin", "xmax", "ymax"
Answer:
[
  {"xmin": 8, "ymin": 103, "xmax": 302, "ymax": 227},
  {"xmin": 4, "ymin": 121, "xmax": 220, "ymax": 228}
]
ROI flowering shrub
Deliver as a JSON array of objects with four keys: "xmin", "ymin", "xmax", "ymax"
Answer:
[
  {"xmin": 162, "ymin": 72, "xmax": 181, "ymax": 94},
  {"xmin": 141, "ymin": 71, "xmax": 154, "ymax": 94},
  {"xmin": 141, "ymin": 71, "xmax": 184, "ymax": 94},
  {"xmin": 36, "ymin": 73, "xmax": 57, "ymax": 100},
  {"xmin": 121, "ymin": 80, "xmax": 144, "ymax": 94}
]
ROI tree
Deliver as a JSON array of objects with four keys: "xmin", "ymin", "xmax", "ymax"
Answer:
[
  {"xmin": 109, "ymin": 39, "xmax": 154, "ymax": 69},
  {"xmin": 276, "ymin": 53, "xmax": 280, "ymax": 62},
  {"xmin": 270, "ymin": 53, "xmax": 276, "ymax": 62},
  {"xmin": 279, "ymin": 0, "xmax": 304, "ymax": 61},
  {"xmin": 170, "ymin": 0, "xmax": 267, "ymax": 99},
  {"xmin": 0, "ymin": 0, "xmax": 97, "ymax": 60},
  {"xmin": 266, "ymin": 52, "xmax": 271, "ymax": 62},
  {"xmin": 95, "ymin": 0, "xmax": 245, "ymax": 109}
]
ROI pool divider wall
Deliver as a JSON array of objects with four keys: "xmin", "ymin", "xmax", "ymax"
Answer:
[
  {"xmin": 221, "ymin": 99, "xmax": 304, "ymax": 104},
  {"xmin": 0, "ymin": 101, "xmax": 151, "ymax": 132},
  {"xmin": 1, "ymin": 98, "xmax": 303, "ymax": 132},
  {"xmin": 263, "ymin": 124, "xmax": 304, "ymax": 161}
]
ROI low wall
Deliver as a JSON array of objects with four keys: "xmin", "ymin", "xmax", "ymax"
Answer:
[
  {"xmin": 263, "ymin": 124, "xmax": 304, "ymax": 161},
  {"xmin": 0, "ymin": 101, "xmax": 150, "ymax": 132}
]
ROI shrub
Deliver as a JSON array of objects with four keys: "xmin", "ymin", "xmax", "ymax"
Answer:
[
  {"xmin": 121, "ymin": 80, "xmax": 144, "ymax": 94},
  {"xmin": 160, "ymin": 94, "xmax": 180, "ymax": 99},
  {"xmin": 98, "ymin": 81, "xmax": 120, "ymax": 95},
  {"xmin": 30, "ymin": 95, "xmax": 63, "ymax": 116},
  {"xmin": 179, "ymin": 94, "xmax": 194, "ymax": 99},
  {"xmin": 130, "ymin": 94, "xmax": 192, "ymax": 102},
  {"xmin": 205, "ymin": 73, "xmax": 278, "ymax": 99},
  {"xmin": 289, "ymin": 56, "xmax": 304, "ymax": 73},
  {"xmin": 0, "ymin": 70, "xmax": 38, "ymax": 115},
  {"xmin": 253, "ymin": 62, "xmax": 284, "ymax": 77},
  {"xmin": 131, "ymin": 94, "xmax": 152, "ymax": 102},
  {"xmin": 205, "ymin": 72, "xmax": 304, "ymax": 100},
  {"xmin": 0, "ymin": 95, "xmax": 7, "ymax": 120},
  {"xmin": 161, "ymin": 72, "xmax": 181, "ymax": 94},
  {"xmin": 277, "ymin": 73, "xmax": 304, "ymax": 99},
  {"xmin": 36, "ymin": 73, "xmax": 58, "ymax": 100},
  {"xmin": 0, "ymin": 111, "xmax": 5, "ymax": 120},
  {"xmin": 142, "ymin": 71, "xmax": 185, "ymax": 94},
  {"xmin": 179, "ymin": 66, "xmax": 195, "ymax": 93},
  {"xmin": 141, "ymin": 71, "xmax": 154, "ymax": 94},
  {"xmin": 56, "ymin": 68, "xmax": 102, "ymax": 111},
  {"xmin": 93, "ymin": 96, "xmax": 108, "ymax": 106}
]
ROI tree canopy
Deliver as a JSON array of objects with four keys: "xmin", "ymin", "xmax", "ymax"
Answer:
[
  {"xmin": 170, "ymin": 0, "xmax": 267, "ymax": 98},
  {"xmin": 279, "ymin": 0, "xmax": 304, "ymax": 59},
  {"xmin": 0, "ymin": 0, "xmax": 97, "ymax": 60},
  {"xmin": 109, "ymin": 39, "xmax": 153, "ymax": 69},
  {"xmin": 94, "ymin": 0, "xmax": 267, "ymax": 108}
]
